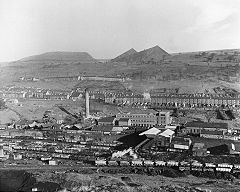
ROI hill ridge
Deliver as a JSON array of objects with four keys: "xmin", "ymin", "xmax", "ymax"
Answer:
[{"xmin": 18, "ymin": 51, "xmax": 96, "ymax": 63}]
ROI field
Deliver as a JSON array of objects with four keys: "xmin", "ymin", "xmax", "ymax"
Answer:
[{"xmin": 0, "ymin": 109, "xmax": 20, "ymax": 124}]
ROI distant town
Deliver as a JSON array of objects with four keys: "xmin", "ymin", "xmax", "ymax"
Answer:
[
  {"xmin": 1, "ymin": 72, "xmax": 240, "ymax": 182},
  {"xmin": 0, "ymin": 45, "xmax": 240, "ymax": 192}
]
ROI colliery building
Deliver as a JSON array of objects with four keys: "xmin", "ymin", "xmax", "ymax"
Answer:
[
  {"xmin": 182, "ymin": 121, "xmax": 228, "ymax": 135},
  {"xmin": 116, "ymin": 111, "xmax": 171, "ymax": 127}
]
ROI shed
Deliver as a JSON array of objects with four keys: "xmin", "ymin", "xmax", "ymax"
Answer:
[
  {"xmin": 170, "ymin": 137, "xmax": 192, "ymax": 150},
  {"xmin": 118, "ymin": 118, "xmax": 131, "ymax": 126},
  {"xmin": 91, "ymin": 125, "xmax": 114, "ymax": 134},
  {"xmin": 97, "ymin": 116, "xmax": 116, "ymax": 125},
  {"xmin": 159, "ymin": 129, "xmax": 175, "ymax": 138},
  {"xmin": 139, "ymin": 127, "xmax": 161, "ymax": 138}
]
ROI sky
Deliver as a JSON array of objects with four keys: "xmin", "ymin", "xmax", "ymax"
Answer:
[{"xmin": 0, "ymin": 0, "xmax": 239, "ymax": 62}]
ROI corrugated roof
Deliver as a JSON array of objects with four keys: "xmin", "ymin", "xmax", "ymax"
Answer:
[
  {"xmin": 159, "ymin": 129, "xmax": 175, "ymax": 137},
  {"xmin": 98, "ymin": 116, "xmax": 116, "ymax": 123},
  {"xmin": 119, "ymin": 118, "xmax": 130, "ymax": 122},
  {"xmin": 139, "ymin": 127, "xmax": 161, "ymax": 136}
]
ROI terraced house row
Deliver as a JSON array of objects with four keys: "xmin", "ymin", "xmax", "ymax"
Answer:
[
  {"xmin": 104, "ymin": 92, "xmax": 240, "ymax": 107},
  {"xmin": 150, "ymin": 93, "xmax": 240, "ymax": 107}
]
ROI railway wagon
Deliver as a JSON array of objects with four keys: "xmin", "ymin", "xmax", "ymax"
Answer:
[
  {"xmin": 143, "ymin": 160, "xmax": 154, "ymax": 167},
  {"xmin": 108, "ymin": 160, "xmax": 119, "ymax": 166},
  {"xmin": 119, "ymin": 160, "xmax": 131, "ymax": 166},
  {"xmin": 93, "ymin": 159, "xmax": 238, "ymax": 176},
  {"xmin": 233, "ymin": 164, "xmax": 240, "ymax": 173},
  {"xmin": 232, "ymin": 164, "xmax": 240, "ymax": 177},
  {"xmin": 155, "ymin": 160, "xmax": 166, "ymax": 167},
  {"xmin": 179, "ymin": 161, "xmax": 191, "ymax": 171},
  {"xmin": 131, "ymin": 159, "xmax": 143, "ymax": 166},
  {"xmin": 191, "ymin": 162, "xmax": 203, "ymax": 172},
  {"xmin": 95, "ymin": 159, "xmax": 107, "ymax": 166},
  {"xmin": 204, "ymin": 163, "xmax": 216, "ymax": 172},
  {"xmin": 166, "ymin": 161, "xmax": 179, "ymax": 168},
  {"xmin": 216, "ymin": 163, "xmax": 233, "ymax": 172}
]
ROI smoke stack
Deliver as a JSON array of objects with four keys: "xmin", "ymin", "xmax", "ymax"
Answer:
[{"xmin": 85, "ymin": 88, "xmax": 90, "ymax": 118}]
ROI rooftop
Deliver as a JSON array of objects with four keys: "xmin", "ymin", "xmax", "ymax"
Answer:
[
  {"xmin": 185, "ymin": 121, "xmax": 228, "ymax": 129},
  {"xmin": 159, "ymin": 129, "xmax": 175, "ymax": 137},
  {"xmin": 70, "ymin": 92, "xmax": 81, "ymax": 97},
  {"xmin": 171, "ymin": 137, "xmax": 191, "ymax": 145},
  {"xmin": 98, "ymin": 116, "xmax": 116, "ymax": 123},
  {"xmin": 118, "ymin": 118, "xmax": 130, "ymax": 122},
  {"xmin": 91, "ymin": 125, "xmax": 114, "ymax": 132},
  {"xmin": 139, "ymin": 127, "xmax": 161, "ymax": 136},
  {"xmin": 201, "ymin": 129, "xmax": 224, "ymax": 135}
]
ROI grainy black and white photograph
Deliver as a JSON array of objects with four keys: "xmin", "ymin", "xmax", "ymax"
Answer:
[{"xmin": 0, "ymin": 0, "xmax": 240, "ymax": 191}]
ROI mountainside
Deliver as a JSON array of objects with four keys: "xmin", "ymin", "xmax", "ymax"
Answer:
[
  {"xmin": 112, "ymin": 48, "xmax": 137, "ymax": 62},
  {"xmin": 18, "ymin": 52, "xmax": 97, "ymax": 63},
  {"xmin": 0, "ymin": 47, "xmax": 239, "ymax": 95},
  {"xmin": 112, "ymin": 45, "xmax": 169, "ymax": 64}
]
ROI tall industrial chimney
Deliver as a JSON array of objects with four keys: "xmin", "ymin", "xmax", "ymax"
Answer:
[{"xmin": 85, "ymin": 88, "xmax": 90, "ymax": 118}]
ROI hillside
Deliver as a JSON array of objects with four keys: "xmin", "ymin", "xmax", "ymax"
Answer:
[
  {"xmin": 112, "ymin": 45, "xmax": 169, "ymax": 64},
  {"xmin": 0, "ymin": 47, "xmax": 239, "ymax": 94},
  {"xmin": 18, "ymin": 52, "xmax": 97, "ymax": 63},
  {"xmin": 112, "ymin": 48, "xmax": 137, "ymax": 62}
]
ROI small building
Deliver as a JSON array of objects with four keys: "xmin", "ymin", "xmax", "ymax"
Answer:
[
  {"xmin": 97, "ymin": 116, "xmax": 116, "ymax": 126},
  {"xmin": 140, "ymin": 128, "xmax": 175, "ymax": 150},
  {"xmin": 118, "ymin": 118, "xmax": 131, "ymax": 126},
  {"xmin": 0, "ymin": 124, "xmax": 7, "ymax": 130},
  {"xmin": 192, "ymin": 143, "xmax": 208, "ymax": 156},
  {"xmin": 170, "ymin": 137, "xmax": 192, "ymax": 151},
  {"xmin": 112, "ymin": 126, "xmax": 128, "ymax": 134},
  {"xmin": 91, "ymin": 125, "xmax": 114, "ymax": 134},
  {"xmin": 200, "ymin": 130, "xmax": 224, "ymax": 139},
  {"xmin": 139, "ymin": 127, "xmax": 161, "ymax": 138},
  {"xmin": 49, "ymin": 160, "xmax": 57, "ymax": 165},
  {"xmin": 183, "ymin": 121, "xmax": 228, "ymax": 135},
  {"xmin": 70, "ymin": 91, "xmax": 82, "ymax": 101},
  {"xmin": 159, "ymin": 129, "xmax": 175, "ymax": 139},
  {"xmin": 13, "ymin": 153, "xmax": 23, "ymax": 160}
]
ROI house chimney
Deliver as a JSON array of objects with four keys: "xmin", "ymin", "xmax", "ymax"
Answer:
[{"xmin": 85, "ymin": 88, "xmax": 90, "ymax": 118}]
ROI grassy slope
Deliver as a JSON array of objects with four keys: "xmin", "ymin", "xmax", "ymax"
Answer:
[{"xmin": 0, "ymin": 49, "xmax": 239, "ymax": 93}]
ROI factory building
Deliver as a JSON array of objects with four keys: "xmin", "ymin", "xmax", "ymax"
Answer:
[
  {"xmin": 157, "ymin": 111, "xmax": 171, "ymax": 125},
  {"xmin": 116, "ymin": 111, "xmax": 171, "ymax": 127}
]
